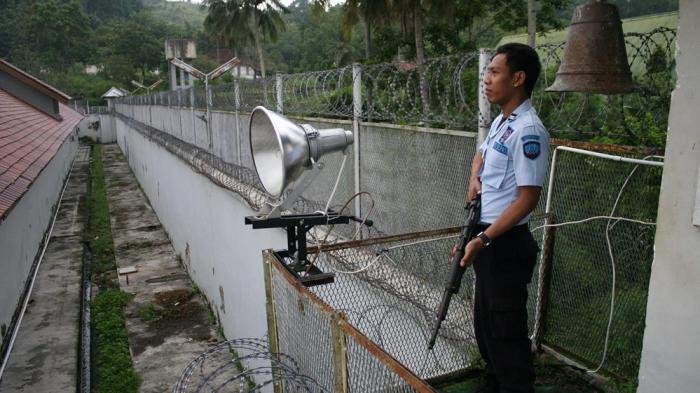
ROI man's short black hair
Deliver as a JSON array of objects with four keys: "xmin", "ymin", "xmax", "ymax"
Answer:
[{"xmin": 495, "ymin": 43, "xmax": 541, "ymax": 97}]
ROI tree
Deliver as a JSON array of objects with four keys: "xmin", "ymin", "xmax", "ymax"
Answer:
[
  {"xmin": 93, "ymin": 11, "xmax": 176, "ymax": 83},
  {"xmin": 85, "ymin": 0, "xmax": 143, "ymax": 23},
  {"xmin": 204, "ymin": 0, "xmax": 289, "ymax": 80},
  {"xmin": 10, "ymin": 0, "xmax": 92, "ymax": 72},
  {"xmin": 311, "ymin": 0, "xmax": 391, "ymax": 62},
  {"xmin": 390, "ymin": 0, "xmax": 455, "ymax": 113}
]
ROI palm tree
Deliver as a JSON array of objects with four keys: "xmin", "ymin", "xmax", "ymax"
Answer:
[
  {"xmin": 204, "ymin": 0, "xmax": 288, "ymax": 80},
  {"xmin": 391, "ymin": 0, "xmax": 454, "ymax": 114},
  {"xmin": 311, "ymin": 0, "xmax": 390, "ymax": 62}
]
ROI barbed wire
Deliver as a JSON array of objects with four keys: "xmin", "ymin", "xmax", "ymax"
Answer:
[{"xmin": 173, "ymin": 338, "xmax": 328, "ymax": 393}]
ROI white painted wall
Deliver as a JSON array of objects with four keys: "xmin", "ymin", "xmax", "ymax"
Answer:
[
  {"xmin": 0, "ymin": 133, "xmax": 78, "ymax": 340},
  {"xmin": 114, "ymin": 116, "xmax": 286, "ymax": 342},
  {"xmin": 75, "ymin": 114, "xmax": 116, "ymax": 143},
  {"xmin": 637, "ymin": 2, "xmax": 700, "ymax": 392}
]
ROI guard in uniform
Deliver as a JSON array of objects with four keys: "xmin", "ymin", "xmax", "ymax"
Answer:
[{"xmin": 453, "ymin": 43, "xmax": 549, "ymax": 393}]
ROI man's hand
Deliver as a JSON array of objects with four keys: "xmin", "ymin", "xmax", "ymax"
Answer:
[
  {"xmin": 460, "ymin": 238, "xmax": 485, "ymax": 267},
  {"xmin": 450, "ymin": 242, "xmax": 460, "ymax": 259}
]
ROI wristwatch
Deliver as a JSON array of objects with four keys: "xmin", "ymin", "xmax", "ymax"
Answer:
[{"xmin": 476, "ymin": 231, "xmax": 491, "ymax": 247}]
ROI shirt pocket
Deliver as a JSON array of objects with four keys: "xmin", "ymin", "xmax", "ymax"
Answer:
[{"xmin": 481, "ymin": 150, "xmax": 508, "ymax": 189}]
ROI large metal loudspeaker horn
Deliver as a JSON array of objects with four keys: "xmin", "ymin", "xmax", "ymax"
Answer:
[
  {"xmin": 245, "ymin": 106, "xmax": 358, "ymax": 287},
  {"xmin": 249, "ymin": 106, "xmax": 353, "ymax": 198}
]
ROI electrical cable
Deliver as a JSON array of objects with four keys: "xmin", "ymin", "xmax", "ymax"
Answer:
[
  {"xmin": 533, "ymin": 155, "xmax": 661, "ymax": 374},
  {"xmin": 309, "ymin": 191, "xmax": 375, "ymax": 270},
  {"xmin": 323, "ymin": 153, "xmax": 348, "ymax": 215}
]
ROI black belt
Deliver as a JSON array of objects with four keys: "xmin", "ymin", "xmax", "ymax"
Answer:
[{"xmin": 475, "ymin": 223, "xmax": 529, "ymax": 232}]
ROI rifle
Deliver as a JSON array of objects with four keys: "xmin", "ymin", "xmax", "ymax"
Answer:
[{"xmin": 428, "ymin": 194, "xmax": 481, "ymax": 350}]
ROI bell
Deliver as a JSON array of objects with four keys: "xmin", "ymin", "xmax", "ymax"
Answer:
[{"xmin": 546, "ymin": 0, "xmax": 636, "ymax": 94}]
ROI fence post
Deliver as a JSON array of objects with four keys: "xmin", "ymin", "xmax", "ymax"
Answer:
[
  {"xmin": 478, "ymin": 49, "xmax": 494, "ymax": 145},
  {"xmin": 206, "ymin": 78, "xmax": 213, "ymax": 153},
  {"xmin": 352, "ymin": 63, "xmax": 362, "ymax": 222},
  {"xmin": 262, "ymin": 251, "xmax": 283, "ymax": 393},
  {"xmin": 276, "ymin": 73, "xmax": 284, "ymax": 114},
  {"xmin": 234, "ymin": 79, "xmax": 242, "ymax": 165},
  {"xmin": 330, "ymin": 313, "xmax": 349, "ymax": 393},
  {"xmin": 532, "ymin": 213, "xmax": 557, "ymax": 350}
]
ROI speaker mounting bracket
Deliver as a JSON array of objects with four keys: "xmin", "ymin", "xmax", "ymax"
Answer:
[{"xmin": 245, "ymin": 212, "xmax": 352, "ymax": 287}]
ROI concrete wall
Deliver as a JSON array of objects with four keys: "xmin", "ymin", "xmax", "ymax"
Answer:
[
  {"xmin": 114, "ymin": 103, "xmax": 481, "ymax": 235},
  {"xmin": 114, "ymin": 116, "xmax": 287, "ymax": 341},
  {"xmin": 0, "ymin": 132, "xmax": 78, "ymax": 342},
  {"xmin": 76, "ymin": 114, "xmax": 116, "ymax": 143},
  {"xmin": 637, "ymin": 2, "xmax": 700, "ymax": 392}
]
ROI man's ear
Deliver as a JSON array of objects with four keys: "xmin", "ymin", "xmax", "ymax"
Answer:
[{"xmin": 513, "ymin": 70, "xmax": 526, "ymax": 88}]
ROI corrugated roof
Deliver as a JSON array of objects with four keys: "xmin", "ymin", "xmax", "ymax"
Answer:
[{"xmin": 0, "ymin": 88, "xmax": 83, "ymax": 220}]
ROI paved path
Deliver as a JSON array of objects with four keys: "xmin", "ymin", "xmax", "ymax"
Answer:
[
  {"xmin": 0, "ymin": 146, "xmax": 89, "ymax": 392},
  {"xmin": 101, "ymin": 144, "xmax": 219, "ymax": 393}
]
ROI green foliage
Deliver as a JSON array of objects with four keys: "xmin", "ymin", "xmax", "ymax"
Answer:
[
  {"xmin": 86, "ymin": 0, "xmax": 143, "ymax": 23},
  {"xmin": 142, "ymin": 0, "xmax": 208, "ymax": 28},
  {"xmin": 92, "ymin": 11, "xmax": 181, "ymax": 83},
  {"xmin": 88, "ymin": 144, "xmax": 119, "ymax": 289},
  {"xmin": 204, "ymin": 0, "xmax": 289, "ymax": 77},
  {"xmin": 93, "ymin": 290, "xmax": 140, "ymax": 393},
  {"xmin": 265, "ymin": 3, "xmax": 364, "ymax": 72},
  {"xmin": 583, "ymin": 0, "xmax": 678, "ymax": 19},
  {"xmin": 86, "ymin": 144, "xmax": 139, "ymax": 392},
  {"xmin": 42, "ymin": 66, "xmax": 120, "ymax": 105},
  {"xmin": 136, "ymin": 303, "xmax": 161, "ymax": 323},
  {"xmin": 4, "ymin": 0, "xmax": 92, "ymax": 73}
]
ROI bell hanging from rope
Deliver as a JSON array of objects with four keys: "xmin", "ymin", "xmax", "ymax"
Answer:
[{"xmin": 546, "ymin": 0, "xmax": 637, "ymax": 94}]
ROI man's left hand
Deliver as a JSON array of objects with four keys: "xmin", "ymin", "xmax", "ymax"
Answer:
[{"xmin": 460, "ymin": 238, "xmax": 485, "ymax": 267}]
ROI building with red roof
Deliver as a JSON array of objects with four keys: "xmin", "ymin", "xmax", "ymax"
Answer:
[{"xmin": 0, "ymin": 58, "xmax": 83, "ymax": 347}]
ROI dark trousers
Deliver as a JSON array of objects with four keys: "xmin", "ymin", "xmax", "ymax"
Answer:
[{"xmin": 473, "ymin": 224, "xmax": 539, "ymax": 393}]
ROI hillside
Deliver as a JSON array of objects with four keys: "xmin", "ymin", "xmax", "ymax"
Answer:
[
  {"xmin": 498, "ymin": 11, "xmax": 678, "ymax": 47},
  {"xmin": 142, "ymin": 0, "xmax": 207, "ymax": 30}
]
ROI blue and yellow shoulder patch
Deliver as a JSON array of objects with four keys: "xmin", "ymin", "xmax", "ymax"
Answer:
[{"xmin": 523, "ymin": 141, "xmax": 540, "ymax": 159}]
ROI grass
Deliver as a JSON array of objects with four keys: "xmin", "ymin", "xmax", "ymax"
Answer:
[
  {"xmin": 93, "ymin": 290, "xmax": 140, "ymax": 393},
  {"xmin": 437, "ymin": 358, "xmax": 604, "ymax": 393},
  {"xmin": 89, "ymin": 145, "xmax": 118, "ymax": 289},
  {"xmin": 136, "ymin": 303, "xmax": 161, "ymax": 323},
  {"xmin": 87, "ymin": 144, "xmax": 140, "ymax": 393}
]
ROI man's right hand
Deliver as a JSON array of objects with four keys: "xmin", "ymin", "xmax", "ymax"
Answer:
[
  {"xmin": 451, "ymin": 242, "xmax": 459, "ymax": 259},
  {"xmin": 468, "ymin": 176, "xmax": 481, "ymax": 201}
]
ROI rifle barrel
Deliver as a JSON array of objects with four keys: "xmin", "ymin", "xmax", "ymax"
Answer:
[{"xmin": 427, "ymin": 196, "xmax": 481, "ymax": 350}]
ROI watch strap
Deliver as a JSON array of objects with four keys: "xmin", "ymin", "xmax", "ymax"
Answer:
[{"xmin": 476, "ymin": 231, "xmax": 491, "ymax": 247}]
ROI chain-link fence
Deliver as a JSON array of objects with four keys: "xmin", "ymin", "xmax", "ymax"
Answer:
[
  {"xmin": 534, "ymin": 147, "xmax": 661, "ymax": 381},
  {"xmin": 112, "ymin": 27, "xmax": 672, "ymax": 390},
  {"xmin": 265, "ymin": 251, "xmax": 436, "ymax": 392}
]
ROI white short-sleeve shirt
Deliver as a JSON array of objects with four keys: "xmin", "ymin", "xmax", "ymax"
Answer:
[{"xmin": 478, "ymin": 99, "xmax": 549, "ymax": 225}]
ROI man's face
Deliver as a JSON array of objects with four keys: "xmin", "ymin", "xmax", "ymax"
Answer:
[{"xmin": 484, "ymin": 53, "xmax": 520, "ymax": 106}]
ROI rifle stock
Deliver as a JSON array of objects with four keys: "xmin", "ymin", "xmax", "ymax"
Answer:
[{"xmin": 428, "ymin": 195, "xmax": 481, "ymax": 350}]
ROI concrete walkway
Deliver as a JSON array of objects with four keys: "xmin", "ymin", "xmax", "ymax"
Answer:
[
  {"xmin": 0, "ymin": 146, "xmax": 89, "ymax": 392},
  {"xmin": 101, "ymin": 144, "xmax": 219, "ymax": 393}
]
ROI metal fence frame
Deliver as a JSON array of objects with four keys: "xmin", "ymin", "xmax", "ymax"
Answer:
[{"xmin": 264, "ymin": 250, "xmax": 436, "ymax": 393}]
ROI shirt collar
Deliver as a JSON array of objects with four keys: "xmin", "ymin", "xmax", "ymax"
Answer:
[{"xmin": 505, "ymin": 98, "xmax": 532, "ymax": 122}]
